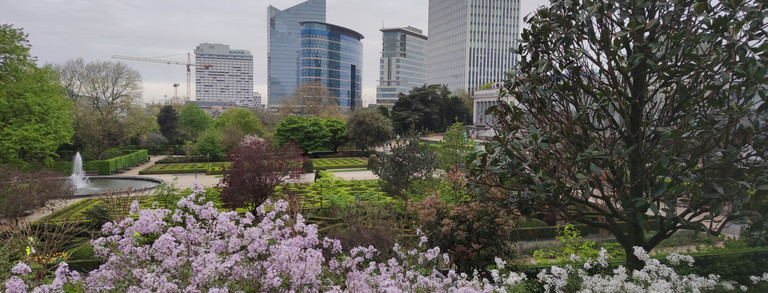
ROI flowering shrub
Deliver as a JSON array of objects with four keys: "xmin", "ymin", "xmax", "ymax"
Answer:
[{"xmin": 4, "ymin": 186, "xmax": 768, "ymax": 292}]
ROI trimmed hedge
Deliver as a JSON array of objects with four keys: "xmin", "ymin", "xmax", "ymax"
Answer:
[
  {"xmin": 54, "ymin": 150, "xmax": 149, "ymax": 175},
  {"xmin": 510, "ymin": 220, "xmax": 659, "ymax": 242}
]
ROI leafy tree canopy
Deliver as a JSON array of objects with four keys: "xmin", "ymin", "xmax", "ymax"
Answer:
[
  {"xmin": 0, "ymin": 24, "xmax": 73, "ymax": 167},
  {"xmin": 178, "ymin": 102, "xmax": 213, "ymax": 138},
  {"xmin": 157, "ymin": 105, "xmax": 180, "ymax": 144},
  {"xmin": 374, "ymin": 133, "xmax": 437, "ymax": 201},
  {"xmin": 215, "ymin": 107, "xmax": 265, "ymax": 137},
  {"xmin": 322, "ymin": 117, "xmax": 347, "ymax": 153},
  {"xmin": 274, "ymin": 115, "xmax": 331, "ymax": 154},
  {"xmin": 391, "ymin": 84, "xmax": 471, "ymax": 134},
  {"xmin": 194, "ymin": 128, "xmax": 225, "ymax": 161},
  {"xmin": 471, "ymin": 0, "xmax": 768, "ymax": 271},
  {"xmin": 346, "ymin": 108, "xmax": 394, "ymax": 152}
]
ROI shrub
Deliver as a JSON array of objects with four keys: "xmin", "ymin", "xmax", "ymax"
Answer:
[
  {"xmin": 367, "ymin": 154, "xmax": 379, "ymax": 170},
  {"xmin": 303, "ymin": 159, "xmax": 314, "ymax": 173}
]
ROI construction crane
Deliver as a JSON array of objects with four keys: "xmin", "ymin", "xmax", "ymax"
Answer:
[{"xmin": 112, "ymin": 53, "xmax": 211, "ymax": 101}]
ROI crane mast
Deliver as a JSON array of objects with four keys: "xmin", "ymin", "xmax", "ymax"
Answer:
[{"xmin": 112, "ymin": 53, "xmax": 211, "ymax": 101}]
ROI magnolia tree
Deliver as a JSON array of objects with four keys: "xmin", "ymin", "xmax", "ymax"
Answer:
[
  {"xmin": 6, "ymin": 187, "xmax": 768, "ymax": 292},
  {"xmin": 471, "ymin": 0, "xmax": 768, "ymax": 271}
]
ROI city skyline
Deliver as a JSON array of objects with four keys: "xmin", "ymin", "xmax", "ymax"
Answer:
[{"xmin": 0, "ymin": 0, "xmax": 548, "ymax": 106}]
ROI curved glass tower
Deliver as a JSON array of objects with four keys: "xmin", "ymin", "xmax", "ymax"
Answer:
[{"xmin": 299, "ymin": 21, "xmax": 364, "ymax": 111}]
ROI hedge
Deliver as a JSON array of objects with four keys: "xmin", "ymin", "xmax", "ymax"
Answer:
[
  {"xmin": 510, "ymin": 220, "xmax": 659, "ymax": 242},
  {"xmin": 79, "ymin": 150, "xmax": 149, "ymax": 175}
]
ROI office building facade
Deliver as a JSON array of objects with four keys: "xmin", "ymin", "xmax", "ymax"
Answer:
[
  {"xmin": 299, "ymin": 21, "xmax": 363, "ymax": 111},
  {"xmin": 194, "ymin": 43, "xmax": 253, "ymax": 103},
  {"xmin": 267, "ymin": 0, "xmax": 326, "ymax": 108},
  {"xmin": 427, "ymin": 0, "xmax": 520, "ymax": 92},
  {"xmin": 375, "ymin": 26, "xmax": 428, "ymax": 106}
]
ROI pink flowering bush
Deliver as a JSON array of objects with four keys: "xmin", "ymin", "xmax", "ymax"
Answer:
[{"xmin": 4, "ymin": 186, "xmax": 768, "ymax": 292}]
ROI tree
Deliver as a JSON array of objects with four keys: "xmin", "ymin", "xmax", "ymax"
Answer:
[
  {"xmin": 437, "ymin": 122, "xmax": 475, "ymax": 170},
  {"xmin": 194, "ymin": 128, "xmax": 225, "ymax": 161},
  {"xmin": 374, "ymin": 133, "xmax": 437, "ymax": 202},
  {"xmin": 215, "ymin": 107, "xmax": 265, "ymax": 137},
  {"xmin": 219, "ymin": 138, "xmax": 305, "ymax": 212},
  {"xmin": 56, "ymin": 58, "xmax": 154, "ymax": 159},
  {"xmin": 178, "ymin": 102, "xmax": 213, "ymax": 139},
  {"xmin": 472, "ymin": 0, "xmax": 768, "ymax": 270},
  {"xmin": 156, "ymin": 105, "xmax": 180, "ymax": 144},
  {"xmin": 346, "ymin": 108, "xmax": 394, "ymax": 152},
  {"xmin": 0, "ymin": 24, "xmax": 73, "ymax": 167},
  {"xmin": 322, "ymin": 117, "xmax": 347, "ymax": 153},
  {"xmin": 274, "ymin": 115, "xmax": 331, "ymax": 154},
  {"xmin": 391, "ymin": 84, "xmax": 471, "ymax": 134},
  {"xmin": 278, "ymin": 81, "xmax": 342, "ymax": 119},
  {"xmin": 220, "ymin": 124, "xmax": 246, "ymax": 153}
]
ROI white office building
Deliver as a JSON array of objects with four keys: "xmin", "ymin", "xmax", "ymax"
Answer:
[
  {"xmin": 427, "ymin": 0, "xmax": 521, "ymax": 92},
  {"xmin": 194, "ymin": 43, "xmax": 253, "ymax": 104},
  {"xmin": 376, "ymin": 26, "xmax": 428, "ymax": 106}
]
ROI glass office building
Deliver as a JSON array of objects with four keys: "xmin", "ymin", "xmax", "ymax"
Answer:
[
  {"xmin": 267, "ymin": 0, "xmax": 326, "ymax": 108},
  {"xmin": 375, "ymin": 26, "xmax": 428, "ymax": 107},
  {"xmin": 299, "ymin": 21, "xmax": 364, "ymax": 111},
  {"xmin": 194, "ymin": 43, "xmax": 253, "ymax": 104},
  {"xmin": 428, "ymin": 0, "xmax": 520, "ymax": 92}
]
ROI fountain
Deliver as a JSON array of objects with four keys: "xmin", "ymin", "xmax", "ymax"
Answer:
[{"xmin": 68, "ymin": 152, "xmax": 163, "ymax": 196}]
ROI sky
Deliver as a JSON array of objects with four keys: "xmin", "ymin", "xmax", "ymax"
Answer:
[{"xmin": 1, "ymin": 0, "xmax": 549, "ymax": 106}]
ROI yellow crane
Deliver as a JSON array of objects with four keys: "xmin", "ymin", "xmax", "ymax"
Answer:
[{"xmin": 112, "ymin": 53, "xmax": 212, "ymax": 101}]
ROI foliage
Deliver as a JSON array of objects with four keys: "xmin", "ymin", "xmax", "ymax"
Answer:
[
  {"xmin": 278, "ymin": 80, "xmax": 343, "ymax": 119},
  {"xmin": 0, "ymin": 165, "xmax": 74, "ymax": 223},
  {"xmin": 303, "ymin": 158, "xmax": 314, "ymax": 173},
  {"xmin": 77, "ymin": 149, "xmax": 148, "ymax": 175},
  {"xmin": 140, "ymin": 131, "xmax": 168, "ymax": 150},
  {"xmin": 367, "ymin": 154, "xmax": 379, "ymax": 170},
  {"xmin": 374, "ymin": 133, "xmax": 436, "ymax": 201},
  {"xmin": 391, "ymin": 84, "xmax": 471, "ymax": 134},
  {"xmin": 437, "ymin": 122, "xmax": 475, "ymax": 170},
  {"xmin": 8, "ymin": 191, "xmax": 768, "ymax": 292},
  {"xmin": 320, "ymin": 203, "xmax": 404, "ymax": 260},
  {"xmin": 219, "ymin": 138, "xmax": 305, "ymax": 212},
  {"xmin": 275, "ymin": 115, "xmax": 331, "ymax": 154},
  {"xmin": 323, "ymin": 117, "xmax": 347, "ymax": 153},
  {"xmin": 177, "ymin": 102, "xmax": 212, "ymax": 139},
  {"xmin": 214, "ymin": 107, "xmax": 265, "ymax": 137},
  {"xmin": 409, "ymin": 178, "xmax": 519, "ymax": 274},
  {"xmin": 471, "ymin": 0, "xmax": 768, "ymax": 271},
  {"xmin": 219, "ymin": 124, "xmax": 246, "ymax": 153},
  {"xmin": 194, "ymin": 128, "xmax": 224, "ymax": 161},
  {"xmin": 0, "ymin": 23, "xmax": 74, "ymax": 167},
  {"xmin": 346, "ymin": 108, "xmax": 394, "ymax": 152},
  {"xmin": 56, "ymin": 58, "xmax": 155, "ymax": 160},
  {"xmin": 156, "ymin": 105, "xmax": 180, "ymax": 144},
  {"xmin": 743, "ymin": 200, "xmax": 768, "ymax": 247},
  {"xmin": 533, "ymin": 223, "xmax": 600, "ymax": 263}
]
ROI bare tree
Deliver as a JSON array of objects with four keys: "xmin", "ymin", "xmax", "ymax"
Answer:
[
  {"xmin": 0, "ymin": 165, "xmax": 74, "ymax": 226},
  {"xmin": 278, "ymin": 81, "xmax": 343, "ymax": 119}
]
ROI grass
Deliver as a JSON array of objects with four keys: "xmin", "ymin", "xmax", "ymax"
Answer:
[{"xmin": 311, "ymin": 158, "xmax": 368, "ymax": 170}]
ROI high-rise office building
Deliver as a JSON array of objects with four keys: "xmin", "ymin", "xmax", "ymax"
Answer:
[
  {"xmin": 299, "ymin": 21, "xmax": 364, "ymax": 111},
  {"xmin": 194, "ymin": 43, "xmax": 253, "ymax": 103},
  {"xmin": 427, "ymin": 0, "xmax": 520, "ymax": 92},
  {"xmin": 267, "ymin": 0, "xmax": 326, "ymax": 108},
  {"xmin": 375, "ymin": 26, "xmax": 428, "ymax": 106}
]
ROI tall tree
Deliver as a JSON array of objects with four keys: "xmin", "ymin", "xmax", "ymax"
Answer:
[
  {"xmin": 278, "ymin": 80, "xmax": 342, "ymax": 119},
  {"xmin": 391, "ymin": 84, "xmax": 471, "ymax": 134},
  {"xmin": 178, "ymin": 102, "xmax": 213, "ymax": 139},
  {"xmin": 219, "ymin": 138, "xmax": 305, "ymax": 212},
  {"xmin": 0, "ymin": 24, "xmax": 73, "ymax": 167},
  {"xmin": 322, "ymin": 117, "xmax": 347, "ymax": 153},
  {"xmin": 56, "ymin": 58, "xmax": 154, "ymax": 159},
  {"xmin": 472, "ymin": 0, "xmax": 768, "ymax": 270},
  {"xmin": 345, "ymin": 108, "xmax": 394, "ymax": 152},
  {"xmin": 214, "ymin": 107, "xmax": 265, "ymax": 137},
  {"xmin": 274, "ymin": 115, "xmax": 331, "ymax": 154},
  {"xmin": 438, "ymin": 122, "xmax": 475, "ymax": 170},
  {"xmin": 156, "ymin": 105, "xmax": 180, "ymax": 144}
]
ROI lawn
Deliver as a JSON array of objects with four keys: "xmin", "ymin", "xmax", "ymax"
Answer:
[{"xmin": 311, "ymin": 157, "xmax": 368, "ymax": 170}]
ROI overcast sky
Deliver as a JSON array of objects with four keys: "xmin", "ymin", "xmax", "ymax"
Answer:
[{"xmin": 1, "ymin": 0, "xmax": 549, "ymax": 105}]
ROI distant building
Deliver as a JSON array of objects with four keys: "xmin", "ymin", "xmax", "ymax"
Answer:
[
  {"xmin": 468, "ymin": 83, "xmax": 514, "ymax": 139},
  {"xmin": 194, "ymin": 43, "xmax": 253, "ymax": 104},
  {"xmin": 267, "ymin": 0, "xmax": 326, "ymax": 109},
  {"xmin": 427, "ymin": 0, "xmax": 521, "ymax": 92},
  {"xmin": 375, "ymin": 26, "xmax": 428, "ymax": 107},
  {"xmin": 299, "ymin": 21, "xmax": 364, "ymax": 111}
]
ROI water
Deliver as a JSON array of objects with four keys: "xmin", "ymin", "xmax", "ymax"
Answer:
[{"xmin": 69, "ymin": 152, "xmax": 91, "ymax": 189}]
